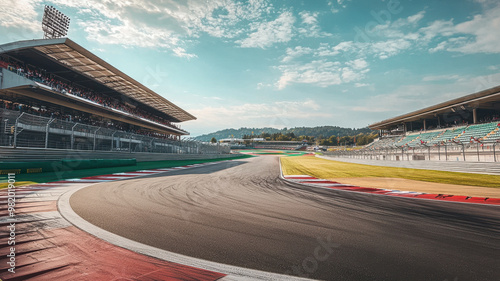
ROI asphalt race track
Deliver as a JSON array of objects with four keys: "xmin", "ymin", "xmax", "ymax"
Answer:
[{"xmin": 70, "ymin": 156, "xmax": 500, "ymax": 281}]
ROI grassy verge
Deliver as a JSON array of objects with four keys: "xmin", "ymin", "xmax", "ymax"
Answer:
[
  {"xmin": 0, "ymin": 155, "xmax": 252, "ymax": 189},
  {"xmin": 240, "ymin": 149, "xmax": 310, "ymax": 156},
  {"xmin": 281, "ymin": 156, "xmax": 500, "ymax": 188}
]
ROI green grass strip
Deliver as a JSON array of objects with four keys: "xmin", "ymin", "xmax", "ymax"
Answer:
[
  {"xmin": 242, "ymin": 149, "xmax": 309, "ymax": 156},
  {"xmin": 281, "ymin": 156, "xmax": 500, "ymax": 188},
  {"xmin": 0, "ymin": 155, "xmax": 252, "ymax": 188}
]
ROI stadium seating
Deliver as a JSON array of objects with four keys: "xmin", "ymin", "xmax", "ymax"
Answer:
[
  {"xmin": 406, "ymin": 131, "xmax": 442, "ymax": 147},
  {"xmin": 394, "ymin": 134, "xmax": 420, "ymax": 147},
  {"xmin": 426, "ymin": 126, "xmax": 466, "ymax": 145},
  {"xmin": 0, "ymin": 57, "xmax": 182, "ymax": 132},
  {"xmin": 366, "ymin": 121, "xmax": 500, "ymax": 149},
  {"xmin": 365, "ymin": 136, "xmax": 398, "ymax": 149},
  {"xmin": 455, "ymin": 122, "xmax": 500, "ymax": 143}
]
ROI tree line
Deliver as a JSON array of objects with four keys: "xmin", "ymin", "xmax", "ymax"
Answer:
[
  {"xmin": 196, "ymin": 126, "xmax": 375, "ymax": 144},
  {"xmin": 242, "ymin": 131, "xmax": 378, "ymax": 146}
]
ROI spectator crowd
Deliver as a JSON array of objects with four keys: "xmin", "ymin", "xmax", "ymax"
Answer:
[
  {"xmin": 0, "ymin": 99, "xmax": 179, "ymax": 140},
  {"xmin": 0, "ymin": 56, "xmax": 183, "ymax": 133}
]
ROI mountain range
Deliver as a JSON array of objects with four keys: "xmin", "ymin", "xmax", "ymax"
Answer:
[{"xmin": 193, "ymin": 126, "xmax": 374, "ymax": 142}]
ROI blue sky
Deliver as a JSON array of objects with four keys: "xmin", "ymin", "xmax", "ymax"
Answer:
[{"xmin": 2, "ymin": 0, "xmax": 500, "ymax": 136}]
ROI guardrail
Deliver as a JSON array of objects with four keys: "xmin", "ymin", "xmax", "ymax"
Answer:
[
  {"xmin": 324, "ymin": 142, "xmax": 499, "ymax": 162},
  {"xmin": 0, "ymin": 108, "xmax": 229, "ymax": 155}
]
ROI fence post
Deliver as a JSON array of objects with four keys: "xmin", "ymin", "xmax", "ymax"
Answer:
[
  {"xmin": 129, "ymin": 134, "xmax": 132, "ymax": 153},
  {"xmin": 13, "ymin": 113, "xmax": 24, "ymax": 148},
  {"xmin": 462, "ymin": 144, "xmax": 466, "ymax": 161},
  {"xmin": 476, "ymin": 143, "xmax": 480, "ymax": 162},
  {"xmin": 494, "ymin": 143, "xmax": 497, "ymax": 162},
  {"xmin": 71, "ymin": 123, "xmax": 78, "ymax": 150},
  {"xmin": 111, "ymin": 131, "xmax": 117, "ymax": 151},
  {"xmin": 93, "ymin": 127, "xmax": 101, "ymax": 151},
  {"xmin": 45, "ymin": 118, "xmax": 55, "ymax": 149}
]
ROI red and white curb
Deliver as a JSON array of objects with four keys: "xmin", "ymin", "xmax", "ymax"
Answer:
[
  {"xmin": 279, "ymin": 162, "xmax": 500, "ymax": 206},
  {"xmin": 1, "ymin": 161, "xmax": 311, "ymax": 281}
]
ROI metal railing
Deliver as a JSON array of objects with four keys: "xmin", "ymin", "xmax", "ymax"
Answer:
[
  {"xmin": 324, "ymin": 142, "xmax": 499, "ymax": 162},
  {"xmin": 0, "ymin": 108, "xmax": 229, "ymax": 155}
]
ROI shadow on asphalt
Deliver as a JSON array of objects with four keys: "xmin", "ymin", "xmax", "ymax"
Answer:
[{"xmin": 111, "ymin": 160, "xmax": 248, "ymax": 180}]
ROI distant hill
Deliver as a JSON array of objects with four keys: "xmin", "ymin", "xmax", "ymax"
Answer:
[
  {"xmin": 194, "ymin": 127, "xmax": 282, "ymax": 142},
  {"xmin": 194, "ymin": 126, "xmax": 374, "ymax": 142}
]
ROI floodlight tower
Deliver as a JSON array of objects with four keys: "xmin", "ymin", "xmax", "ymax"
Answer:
[{"xmin": 42, "ymin": 5, "xmax": 70, "ymax": 39}]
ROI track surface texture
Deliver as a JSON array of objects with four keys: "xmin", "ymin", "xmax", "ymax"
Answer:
[{"xmin": 71, "ymin": 156, "xmax": 500, "ymax": 281}]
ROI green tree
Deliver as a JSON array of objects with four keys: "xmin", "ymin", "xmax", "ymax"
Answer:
[{"xmin": 210, "ymin": 137, "xmax": 217, "ymax": 143}]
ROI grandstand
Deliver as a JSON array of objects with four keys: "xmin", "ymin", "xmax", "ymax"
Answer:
[
  {"xmin": 0, "ymin": 38, "xmax": 228, "ymax": 160},
  {"xmin": 252, "ymin": 140, "xmax": 309, "ymax": 150},
  {"xmin": 328, "ymin": 85, "xmax": 500, "ymax": 162},
  {"xmin": 219, "ymin": 138, "xmax": 309, "ymax": 150}
]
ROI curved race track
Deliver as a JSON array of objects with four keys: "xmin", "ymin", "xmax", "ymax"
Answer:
[{"xmin": 70, "ymin": 156, "xmax": 500, "ymax": 281}]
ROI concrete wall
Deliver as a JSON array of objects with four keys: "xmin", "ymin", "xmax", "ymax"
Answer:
[{"xmin": 1, "ymin": 68, "xmax": 35, "ymax": 89}]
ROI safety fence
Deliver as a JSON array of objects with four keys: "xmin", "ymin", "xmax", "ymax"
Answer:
[
  {"xmin": 324, "ymin": 142, "xmax": 500, "ymax": 162},
  {"xmin": 0, "ymin": 108, "xmax": 229, "ymax": 155}
]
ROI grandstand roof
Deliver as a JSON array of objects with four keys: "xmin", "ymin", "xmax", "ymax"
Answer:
[
  {"xmin": 0, "ymin": 38, "xmax": 196, "ymax": 122},
  {"xmin": 369, "ymin": 85, "xmax": 500, "ymax": 130}
]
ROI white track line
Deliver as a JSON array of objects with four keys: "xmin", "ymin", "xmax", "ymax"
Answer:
[{"xmin": 58, "ymin": 161, "xmax": 313, "ymax": 281}]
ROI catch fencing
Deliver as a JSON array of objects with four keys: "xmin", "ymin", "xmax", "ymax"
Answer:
[
  {"xmin": 324, "ymin": 142, "xmax": 500, "ymax": 162},
  {"xmin": 0, "ymin": 108, "xmax": 229, "ymax": 155}
]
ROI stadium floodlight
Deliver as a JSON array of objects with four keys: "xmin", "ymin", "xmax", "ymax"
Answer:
[{"xmin": 42, "ymin": 5, "xmax": 70, "ymax": 39}]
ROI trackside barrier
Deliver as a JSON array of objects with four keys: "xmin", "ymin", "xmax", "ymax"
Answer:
[
  {"xmin": 325, "ymin": 142, "xmax": 500, "ymax": 162},
  {"xmin": 0, "ymin": 158, "xmax": 136, "ymax": 174},
  {"xmin": 0, "ymin": 108, "xmax": 229, "ymax": 155}
]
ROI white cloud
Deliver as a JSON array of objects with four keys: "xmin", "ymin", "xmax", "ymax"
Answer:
[
  {"xmin": 447, "ymin": 5, "xmax": 500, "ymax": 54},
  {"xmin": 327, "ymin": 0, "xmax": 351, "ymax": 14},
  {"xmin": 347, "ymin": 58, "xmax": 368, "ymax": 70},
  {"xmin": 353, "ymin": 72, "xmax": 500, "ymax": 115},
  {"xmin": 276, "ymin": 58, "xmax": 369, "ymax": 89},
  {"xmin": 415, "ymin": 3, "xmax": 500, "ymax": 54},
  {"xmin": 354, "ymin": 83, "xmax": 370, "ymax": 88},
  {"xmin": 337, "ymin": 4, "xmax": 500, "ymax": 56},
  {"xmin": 281, "ymin": 46, "xmax": 313, "ymax": 62},
  {"xmin": 276, "ymin": 60, "xmax": 341, "ymax": 89},
  {"xmin": 81, "ymin": 20, "xmax": 181, "ymax": 50},
  {"xmin": 407, "ymin": 11, "xmax": 426, "ymax": 25},
  {"xmin": 317, "ymin": 38, "xmax": 412, "ymax": 60},
  {"xmin": 422, "ymin": 74, "xmax": 462, "ymax": 82},
  {"xmin": 351, "ymin": 106, "xmax": 391, "ymax": 113},
  {"xmin": 43, "ymin": 0, "xmax": 279, "ymax": 56},
  {"xmin": 318, "ymin": 41, "xmax": 353, "ymax": 57},
  {"xmin": 371, "ymin": 11, "xmax": 425, "ymax": 40},
  {"xmin": 181, "ymin": 0, "xmax": 274, "ymax": 38},
  {"xmin": 371, "ymin": 39, "xmax": 412, "ymax": 58},
  {"xmin": 429, "ymin": 41, "xmax": 447, "ymax": 53},
  {"xmin": 297, "ymin": 11, "xmax": 331, "ymax": 38},
  {"xmin": 0, "ymin": 0, "xmax": 42, "ymax": 41},
  {"xmin": 256, "ymin": 82, "xmax": 272, "ymax": 89},
  {"xmin": 304, "ymin": 11, "xmax": 429, "ymax": 61},
  {"xmin": 172, "ymin": 47, "xmax": 197, "ymax": 59},
  {"xmin": 237, "ymin": 11, "xmax": 295, "ymax": 48},
  {"xmin": 336, "ymin": 0, "xmax": 352, "ymax": 8},
  {"xmin": 184, "ymin": 99, "xmax": 331, "ymax": 134},
  {"xmin": 419, "ymin": 19, "xmax": 456, "ymax": 42}
]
